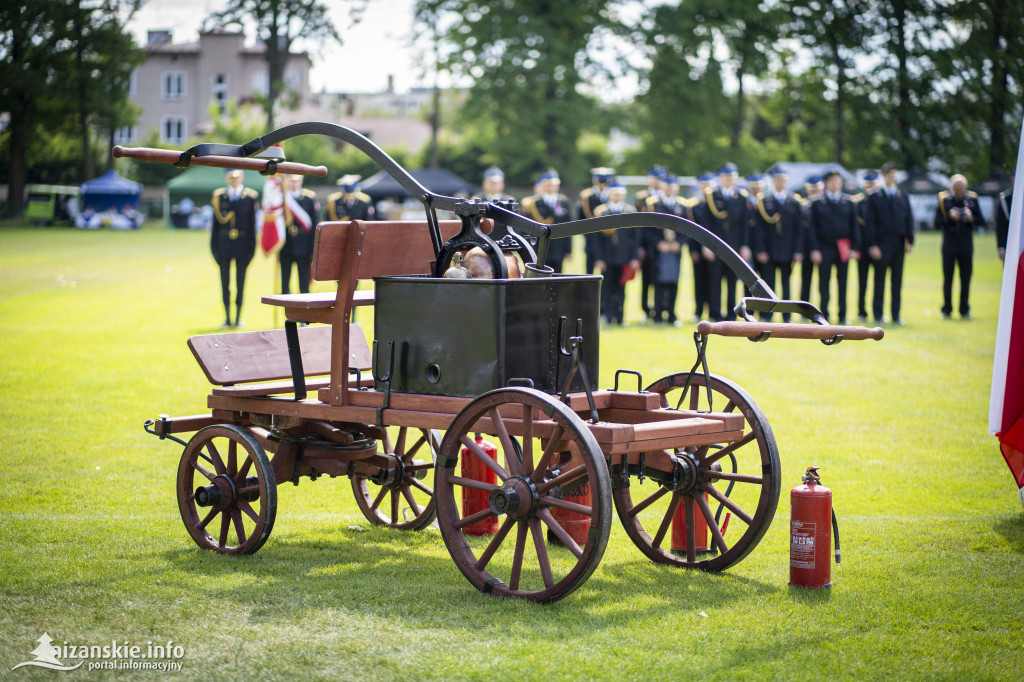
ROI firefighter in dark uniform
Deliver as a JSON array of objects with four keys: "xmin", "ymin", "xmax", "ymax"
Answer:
[
  {"xmin": 472, "ymin": 166, "xmax": 516, "ymax": 202},
  {"xmin": 579, "ymin": 167, "xmax": 614, "ymax": 274},
  {"xmin": 325, "ymin": 175, "xmax": 375, "ymax": 222},
  {"xmin": 280, "ymin": 174, "xmax": 320, "ymax": 295},
  {"xmin": 997, "ymin": 183, "xmax": 1013, "ymax": 262},
  {"xmin": 800, "ymin": 175, "xmax": 825, "ymax": 303},
  {"xmin": 689, "ymin": 172, "xmax": 714, "ymax": 320},
  {"xmin": 936, "ymin": 174, "xmax": 984, "ymax": 319},
  {"xmin": 647, "ymin": 173, "xmax": 686, "ymax": 325},
  {"xmin": 867, "ymin": 163, "xmax": 914, "ymax": 324},
  {"xmin": 635, "ymin": 166, "xmax": 666, "ymax": 321},
  {"xmin": 753, "ymin": 167, "xmax": 805, "ymax": 321},
  {"xmin": 851, "ymin": 171, "xmax": 880, "ymax": 320},
  {"xmin": 211, "ymin": 168, "xmax": 259, "ymax": 327},
  {"xmin": 745, "ymin": 172, "xmax": 766, "ymax": 277},
  {"xmin": 703, "ymin": 162, "xmax": 751, "ymax": 320},
  {"xmin": 593, "ymin": 182, "xmax": 639, "ymax": 325},
  {"xmin": 521, "ymin": 169, "xmax": 573, "ymax": 272},
  {"xmin": 809, "ymin": 170, "xmax": 860, "ymax": 324}
]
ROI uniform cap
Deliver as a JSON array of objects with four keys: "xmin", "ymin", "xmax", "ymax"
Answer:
[
  {"xmin": 698, "ymin": 172, "xmax": 715, "ymax": 182},
  {"xmin": 337, "ymin": 174, "xmax": 361, "ymax": 190},
  {"xmin": 664, "ymin": 174, "xmax": 679, "ymax": 185},
  {"xmin": 647, "ymin": 165, "xmax": 666, "ymax": 178},
  {"xmin": 746, "ymin": 173, "xmax": 764, "ymax": 182},
  {"xmin": 607, "ymin": 180, "xmax": 626, "ymax": 190},
  {"xmin": 862, "ymin": 171, "xmax": 879, "ymax": 182},
  {"xmin": 225, "ymin": 168, "xmax": 243, "ymax": 178},
  {"xmin": 539, "ymin": 169, "xmax": 560, "ymax": 182},
  {"xmin": 805, "ymin": 175, "xmax": 823, "ymax": 186},
  {"xmin": 718, "ymin": 162, "xmax": 738, "ymax": 175},
  {"xmin": 768, "ymin": 167, "xmax": 788, "ymax": 177},
  {"xmin": 483, "ymin": 166, "xmax": 504, "ymax": 181}
]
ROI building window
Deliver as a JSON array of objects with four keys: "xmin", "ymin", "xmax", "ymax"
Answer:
[
  {"xmin": 251, "ymin": 71, "xmax": 268, "ymax": 95},
  {"xmin": 113, "ymin": 126, "xmax": 137, "ymax": 144},
  {"xmin": 161, "ymin": 116, "xmax": 187, "ymax": 144},
  {"xmin": 212, "ymin": 73, "xmax": 229, "ymax": 114},
  {"xmin": 128, "ymin": 70, "xmax": 137, "ymax": 97},
  {"xmin": 284, "ymin": 70, "xmax": 299, "ymax": 88},
  {"xmin": 162, "ymin": 71, "xmax": 186, "ymax": 100}
]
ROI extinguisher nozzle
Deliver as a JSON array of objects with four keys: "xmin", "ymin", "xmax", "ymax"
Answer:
[{"xmin": 835, "ymin": 549, "xmax": 841, "ymax": 564}]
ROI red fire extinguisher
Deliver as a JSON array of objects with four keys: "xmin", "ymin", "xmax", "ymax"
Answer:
[
  {"xmin": 671, "ymin": 493, "xmax": 709, "ymax": 555},
  {"xmin": 461, "ymin": 434, "xmax": 499, "ymax": 536},
  {"xmin": 549, "ymin": 476, "xmax": 591, "ymax": 547},
  {"xmin": 790, "ymin": 466, "xmax": 842, "ymax": 588}
]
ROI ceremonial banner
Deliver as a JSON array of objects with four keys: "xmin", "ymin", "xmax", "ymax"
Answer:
[
  {"xmin": 989, "ymin": 117, "xmax": 1024, "ymax": 505},
  {"xmin": 260, "ymin": 175, "xmax": 286, "ymax": 256}
]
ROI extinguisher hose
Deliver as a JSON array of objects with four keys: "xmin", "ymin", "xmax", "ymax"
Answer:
[
  {"xmin": 832, "ymin": 508, "xmax": 841, "ymax": 564},
  {"xmin": 712, "ymin": 451, "xmax": 738, "ymax": 528}
]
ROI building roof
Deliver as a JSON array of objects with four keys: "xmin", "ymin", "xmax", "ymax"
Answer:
[{"xmin": 277, "ymin": 103, "xmax": 433, "ymax": 152}]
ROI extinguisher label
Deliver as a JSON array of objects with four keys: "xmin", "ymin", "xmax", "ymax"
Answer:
[{"xmin": 790, "ymin": 520, "xmax": 816, "ymax": 569}]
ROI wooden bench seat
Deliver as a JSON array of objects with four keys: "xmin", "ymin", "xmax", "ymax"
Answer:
[{"xmin": 189, "ymin": 323, "xmax": 372, "ymax": 398}]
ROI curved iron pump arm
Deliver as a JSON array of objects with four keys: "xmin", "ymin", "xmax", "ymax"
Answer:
[{"xmin": 181, "ymin": 122, "xmax": 825, "ymax": 325}]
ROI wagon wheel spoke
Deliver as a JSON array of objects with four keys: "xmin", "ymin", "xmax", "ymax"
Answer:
[
  {"xmin": 455, "ymin": 507, "xmax": 497, "ymax": 530},
  {"xmin": 705, "ymin": 470, "xmax": 763, "ymax": 485},
  {"xmin": 408, "ymin": 477, "xmax": 433, "ymax": 496},
  {"xmin": 529, "ymin": 518, "xmax": 554, "ymax": 589},
  {"xmin": 521, "ymin": 404, "xmax": 535, "ymax": 472},
  {"xmin": 370, "ymin": 486, "xmax": 388, "ymax": 512},
  {"xmin": 228, "ymin": 440, "xmax": 238, "ymax": 476},
  {"xmin": 230, "ymin": 508, "xmax": 246, "ymax": 546},
  {"xmin": 652, "ymin": 492, "xmax": 683, "ymax": 549},
  {"xmin": 446, "ymin": 474, "xmax": 497, "ymax": 493},
  {"xmin": 238, "ymin": 497, "xmax": 260, "ymax": 524},
  {"xmin": 537, "ymin": 465, "xmax": 587, "ymax": 494},
  {"xmin": 191, "ymin": 460, "xmax": 215, "ymax": 482},
  {"xmin": 460, "ymin": 433, "xmax": 510, "ymax": 481},
  {"xmin": 488, "ymin": 408, "xmax": 520, "ymax": 475},
  {"xmin": 218, "ymin": 513, "xmax": 230, "ymax": 548},
  {"xmin": 529, "ymin": 425, "xmax": 564, "ymax": 483},
  {"xmin": 402, "ymin": 432, "xmax": 428, "ymax": 461},
  {"xmin": 538, "ymin": 496, "xmax": 592, "ymax": 516},
  {"xmin": 236, "ymin": 484, "xmax": 259, "ymax": 497},
  {"xmin": 234, "ymin": 456, "xmax": 253, "ymax": 484},
  {"xmin": 695, "ymin": 490, "xmax": 728, "ymax": 554},
  {"xmin": 538, "ymin": 508, "xmax": 583, "ymax": 559},
  {"xmin": 509, "ymin": 521, "xmax": 528, "ymax": 591},
  {"xmin": 198, "ymin": 508, "xmax": 218, "ymax": 530},
  {"xmin": 394, "ymin": 426, "xmax": 408, "ymax": 459},
  {"xmin": 703, "ymin": 483, "xmax": 753, "ymax": 525},
  {"xmin": 475, "ymin": 517, "xmax": 517, "ymax": 572},
  {"xmin": 207, "ymin": 442, "xmax": 227, "ymax": 475},
  {"xmin": 401, "ymin": 486, "xmax": 423, "ymax": 516},
  {"xmin": 704, "ymin": 432, "xmax": 756, "ymax": 467},
  {"xmin": 684, "ymin": 495, "xmax": 697, "ymax": 563},
  {"xmin": 390, "ymin": 490, "xmax": 400, "ymax": 524},
  {"xmin": 628, "ymin": 485, "xmax": 670, "ymax": 517}
]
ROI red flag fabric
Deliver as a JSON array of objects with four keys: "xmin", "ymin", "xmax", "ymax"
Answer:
[{"xmin": 260, "ymin": 176, "xmax": 285, "ymax": 256}]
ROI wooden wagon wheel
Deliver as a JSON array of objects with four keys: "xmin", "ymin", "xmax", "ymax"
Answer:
[
  {"xmin": 612, "ymin": 373, "xmax": 781, "ymax": 571},
  {"xmin": 351, "ymin": 427, "xmax": 439, "ymax": 530},
  {"xmin": 176, "ymin": 425, "xmax": 277, "ymax": 555},
  {"xmin": 434, "ymin": 387, "xmax": 612, "ymax": 603}
]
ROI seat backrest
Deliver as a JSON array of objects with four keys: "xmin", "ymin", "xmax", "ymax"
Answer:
[{"xmin": 312, "ymin": 219, "xmax": 492, "ymax": 281}]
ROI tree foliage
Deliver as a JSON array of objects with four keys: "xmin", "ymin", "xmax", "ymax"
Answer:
[{"xmin": 205, "ymin": 0, "xmax": 346, "ymax": 130}]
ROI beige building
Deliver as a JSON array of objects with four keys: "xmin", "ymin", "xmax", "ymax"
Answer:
[{"xmin": 120, "ymin": 29, "xmax": 311, "ymax": 146}]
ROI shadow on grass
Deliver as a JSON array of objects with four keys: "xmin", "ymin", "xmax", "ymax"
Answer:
[
  {"xmin": 154, "ymin": 523, "xmax": 783, "ymax": 632},
  {"xmin": 992, "ymin": 513, "xmax": 1024, "ymax": 552}
]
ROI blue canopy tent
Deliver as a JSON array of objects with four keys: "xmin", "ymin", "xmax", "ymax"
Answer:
[{"xmin": 79, "ymin": 169, "xmax": 143, "ymax": 212}]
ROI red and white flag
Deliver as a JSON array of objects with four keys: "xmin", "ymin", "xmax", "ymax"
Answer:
[
  {"xmin": 989, "ymin": 117, "xmax": 1024, "ymax": 506},
  {"xmin": 260, "ymin": 175, "xmax": 286, "ymax": 256}
]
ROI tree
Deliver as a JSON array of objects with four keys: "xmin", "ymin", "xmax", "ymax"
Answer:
[
  {"xmin": 415, "ymin": 0, "xmax": 618, "ymax": 186},
  {"xmin": 205, "ymin": 0, "xmax": 346, "ymax": 130}
]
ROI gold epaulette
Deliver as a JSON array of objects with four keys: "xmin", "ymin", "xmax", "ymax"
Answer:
[
  {"xmin": 937, "ymin": 191, "xmax": 949, "ymax": 219},
  {"xmin": 968, "ymin": 190, "xmax": 978, "ymax": 198},
  {"xmin": 738, "ymin": 188, "xmax": 749, "ymax": 197},
  {"xmin": 704, "ymin": 186, "xmax": 728, "ymax": 220},
  {"xmin": 243, "ymin": 188, "xmax": 259, "ymax": 199},
  {"xmin": 794, "ymin": 194, "xmax": 808, "ymax": 206},
  {"xmin": 353, "ymin": 191, "xmax": 372, "ymax": 203},
  {"xmin": 681, "ymin": 196, "xmax": 698, "ymax": 208},
  {"xmin": 593, "ymin": 203, "xmax": 608, "ymax": 217},
  {"xmin": 645, "ymin": 195, "xmax": 660, "ymax": 210},
  {"xmin": 757, "ymin": 195, "xmax": 781, "ymax": 225},
  {"xmin": 580, "ymin": 188, "xmax": 596, "ymax": 218},
  {"xmin": 580, "ymin": 188, "xmax": 594, "ymax": 201},
  {"xmin": 213, "ymin": 187, "xmax": 226, "ymax": 197},
  {"xmin": 301, "ymin": 188, "xmax": 317, "ymax": 199},
  {"xmin": 212, "ymin": 189, "xmax": 234, "ymax": 225},
  {"xmin": 521, "ymin": 196, "xmax": 551, "ymax": 224},
  {"xmin": 851, "ymin": 192, "xmax": 865, "ymax": 203}
]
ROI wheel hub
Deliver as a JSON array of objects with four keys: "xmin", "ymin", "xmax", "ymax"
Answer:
[
  {"xmin": 665, "ymin": 451, "xmax": 701, "ymax": 493},
  {"xmin": 487, "ymin": 475, "xmax": 538, "ymax": 520},
  {"xmin": 195, "ymin": 474, "xmax": 237, "ymax": 510},
  {"xmin": 370, "ymin": 455, "xmax": 405, "ymax": 490}
]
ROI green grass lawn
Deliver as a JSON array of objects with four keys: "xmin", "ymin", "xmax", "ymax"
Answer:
[{"xmin": 0, "ymin": 221, "xmax": 1020, "ymax": 680}]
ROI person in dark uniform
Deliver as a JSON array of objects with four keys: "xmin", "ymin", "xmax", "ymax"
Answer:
[
  {"xmin": 852, "ymin": 170, "xmax": 879, "ymax": 320},
  {"xmin": 689, "ymin": 171, "xmax": 714, "ymax": 320},
  {"xmin": 579, "ymin": 167, "xmax": 614, "ymax": 274},
  {"xmin": 325, "ymin": 175, "xmax": 375, "ymax": 222},
  {"xmin": 593, "ymin": 182, "xmax": 639, "ymax": 325},
  {"xmin": 800, "ymin": 175, "xmax": 824, "ymax": 303},
  {"xmin": 635, "ymin": 166, "xmax": 666, "ymax": 321},
  {"xmin": 809, "ymin": 170, "xmax": 859, "ymax": 323},
  {"xmin": 997, "ymin": 181, "xmax": 1013, "ymax": 263},
  {"xmin": 753, "ymin": 167, "xmax": 805, "ymax": 321},
  {"xmin": 703, "ymin": 162, "xmax": 750, "ymax": 320},
  {"xmin": 472, "ymin": 166, "xmax": 516, "ymax": 202},
  {"xmin": 521, "ymin": 169, "xmax": 573, "ymax": 272},
  {"xmin": 745, "ymin": 172, "xmax": 766, "ymax": 277},
  {"xmin": 936, "ymin": 174, "xmax": 984, "ymax": 319},
  {"xmin": 211, "ymin": 168, "xmax": 259, "ymax": 327},
  {"xmin": 647, "ymin": 173, "xmax": 685, "ymax": 325},
  {"xmin": 280, "ymin": 174, "xmax": 319, "ymax": 295},
  {"xmin": 867, "ymin": 162, "xmax": 914, "ymax": 324}
]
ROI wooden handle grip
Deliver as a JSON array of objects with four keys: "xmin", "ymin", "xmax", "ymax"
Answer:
[
  {"xmin": 111, "ymin": 146, "xmax": 328, "ymax": 177},
  {"xmin": 696, "ymin": 320, "xmax": 884, "ymax": 341}
]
